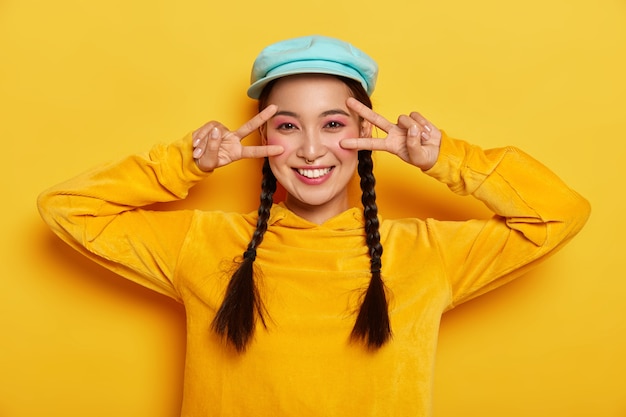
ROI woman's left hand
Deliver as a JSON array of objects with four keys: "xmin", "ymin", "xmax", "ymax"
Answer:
[{"xmin": 341, "ymin": 97, "xmax": 442, "ymax": 170}]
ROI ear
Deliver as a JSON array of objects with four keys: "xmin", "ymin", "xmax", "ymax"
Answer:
[
  {"xmin": 360, "ymin": 120, "xmax": 372, "ymax": 138},
  {"xmin": 259, "ymin": 124, "xmax": 268, "ymax": 145}
]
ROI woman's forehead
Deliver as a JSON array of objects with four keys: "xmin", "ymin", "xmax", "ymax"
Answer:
[{"xmin": 266, "ymin": 75, "xmax": 353, "ymax": 112}]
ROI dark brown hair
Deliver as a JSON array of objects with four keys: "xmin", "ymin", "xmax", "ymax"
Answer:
[{"xmin": 211, "ymin": 75, "xmax": 391, "ymax": 352}]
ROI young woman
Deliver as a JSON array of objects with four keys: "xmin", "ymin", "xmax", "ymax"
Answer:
[{"xmin": 38, "ymin": 35, "xmax": 590, "ymax": 416}]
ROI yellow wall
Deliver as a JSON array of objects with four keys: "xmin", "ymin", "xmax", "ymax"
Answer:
[{"xmin": 1, "ymin": 0, "xmax": 624, "ymax": 415}]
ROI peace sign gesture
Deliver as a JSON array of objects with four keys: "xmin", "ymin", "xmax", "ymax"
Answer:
[
  {"xmin": 341, "ymin": 97, "xmax": 442, "ymax": 170},
  {"xmin": 192, "ymin": 105, "xmax": 284, "ymax": 172}
]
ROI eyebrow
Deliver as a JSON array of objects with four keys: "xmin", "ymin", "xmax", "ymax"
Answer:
[
  {"xmin": 321, "ymin": 109, "xmax": 351, "ymax": 118},
  {"xmin": 273, "ymin": 109, "xmax": 351, "ymax": 118}
]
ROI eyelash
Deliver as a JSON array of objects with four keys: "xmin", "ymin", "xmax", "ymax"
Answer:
[
  {"xmin": 276, "ymin": 121, "xmax": 345, "ymax": 131},
  {"xmin": 277, "ymin": 123, "xmax": 297, "ymax": 130},
  {"xmin": 325, "ymin": 121, "xmax": 344, "ymax": 129}
]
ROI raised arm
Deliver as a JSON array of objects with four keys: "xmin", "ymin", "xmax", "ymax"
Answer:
[
  {"xmin": 37, "ymin": 109, "xmax": 283, "ymax": 300},
  {"xmin": 426, "ymin": 134, "xmax": 590, "ymax": 305},
  {"xmin": 342, "ymin": 98, "xmax": 590, "ymax": 306},
  {"xmin": 37, "ymin": 134, "xmax": 209, "ymax": 300}
]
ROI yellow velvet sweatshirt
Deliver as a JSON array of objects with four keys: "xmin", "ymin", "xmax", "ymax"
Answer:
[{"xmin": 38, "ymin": 131, "xmax": 590, "ymax": 417}]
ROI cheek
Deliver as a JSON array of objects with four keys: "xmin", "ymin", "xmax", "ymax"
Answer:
[
  {"xmin": 333, "ymin": 145, "xmax": 358, "ymax": 163},
  {"xmin": 331, "ymin": 131, "xmax": 360, "ymax": 162},
  {"xmin": 266, "ymin": 135, "xmax": 295, "ymax": 155},
  {"xmin": 266, "ymin": 134, "xmax": 292, "ymax": 164},
  {"xmin": 265, "ymin": 134, "xmax": 284, "ymax": 147}
]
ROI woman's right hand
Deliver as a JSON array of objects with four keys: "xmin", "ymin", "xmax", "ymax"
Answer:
[{"xmin": 191, "ymin": 105, "xmax": 283, "ymax": 172}]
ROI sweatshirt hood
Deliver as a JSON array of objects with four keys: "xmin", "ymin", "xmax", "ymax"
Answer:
[{"xmin": 266, "ymin": 203, "xmax": 365, "ymax": 231}]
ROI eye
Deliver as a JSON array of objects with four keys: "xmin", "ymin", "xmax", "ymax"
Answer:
[
  {"xmin": 324, "ymin": 120, "xmax": 345, "ymax": 129},
  {"xmin": 277, "ymin": 122, "xmax": 297, "ymax": 130}
]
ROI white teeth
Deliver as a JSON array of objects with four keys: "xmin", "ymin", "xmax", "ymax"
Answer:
[{"xmin": 297, "ymin": 167, "xmax": 332, "ymax": 179}]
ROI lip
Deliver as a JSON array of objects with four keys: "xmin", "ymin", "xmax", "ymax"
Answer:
[{"xmin": 293, "ymin": 166, "xmax": 335, "ymax": 185}]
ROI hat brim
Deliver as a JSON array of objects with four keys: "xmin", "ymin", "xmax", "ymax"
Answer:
[{"xmin": 247, "ymin": 61, "xmax": 370, "ymax": 100}]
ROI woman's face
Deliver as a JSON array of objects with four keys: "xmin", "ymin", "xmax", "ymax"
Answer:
[{"xmin": 261, "ymin": 74, "xmax": 369, "ymax": 224}]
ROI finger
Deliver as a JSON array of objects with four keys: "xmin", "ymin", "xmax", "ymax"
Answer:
[
  {"xmin": 399, "ymin": 113, "xmax": 434, "ymax": 142},
  {"xmin": 346, "ymin": 97, "xmax": 396, "ymax": 133},
  {"xmin": 200, "ymin": 127, "xmax": 222, "ymax": 163},
  {"xmin": 396, "ymin": 114, "xmax": 428, "ymax": 142},
  {"xmin": 193, "ymin": 125, "xmax": 219, "ymax": 159},
  {"xmin": 232, "ymin": 104, "xmax": 278, "ymax": 141},
  {"xmin": 406, "ymin": 123, "xmax": 424, "ymax": 149},
  {"xmin": 192, "ymin": 138, "xmax": 205, "ymax": 159},
  {"xmin": 240, "ymin": 145, "xmax": 284, "ymax": 159},
  {"xmin": 193, "ymin": 121, "xmax": 222, "ymax": 144},
  {"xmin": 340, "ymin": 137, "xmax": 388, "ymax": 151},
  {"xmin": 409, "ymin": 111, "xmax": 435, "ymax": 133},
  {"xmin": 397, "ymin": 114, "xmax": 419, "ymax": 130}
]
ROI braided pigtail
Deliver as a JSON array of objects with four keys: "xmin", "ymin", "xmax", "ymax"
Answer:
[
  {"xmin": 211, "ymin": 158, "xmax": 276, "ymax": 352},
  {"xmin": 350, "ymin": 149, "xmax": 392, "ymax": 349}
]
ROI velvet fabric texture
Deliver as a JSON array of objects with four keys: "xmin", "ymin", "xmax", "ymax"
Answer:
[{"xmin": 38, "ymin": 132, "xmax": 589, "ymax": 416}]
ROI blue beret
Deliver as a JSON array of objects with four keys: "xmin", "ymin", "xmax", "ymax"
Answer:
[{"xmin": 247, "ymin": 35, "xmax": 378, "ymax": 99}]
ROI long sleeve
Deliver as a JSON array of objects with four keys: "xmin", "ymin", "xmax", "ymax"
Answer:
[
  {"xmin": 424, "ymin": 133, "xmax": 591, "ymax": 307},
  {"xmin": 37, "ymin": 133, "xmax": 207, "ymax": 301}
]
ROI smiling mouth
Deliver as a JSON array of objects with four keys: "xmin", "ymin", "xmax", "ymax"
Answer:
[{"xmin": 296, "ymin": 167, "xmax": 333, "ymax": 179}]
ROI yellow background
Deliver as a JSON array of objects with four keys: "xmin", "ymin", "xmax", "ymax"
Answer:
[{"xmin": 1, "ymin": 0, "xmax": 624, "ymax": 415}]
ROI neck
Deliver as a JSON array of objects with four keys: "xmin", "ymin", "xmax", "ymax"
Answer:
[{"xmin": 283, "ymin": 195, "xmax": 351, "ymax": 225}]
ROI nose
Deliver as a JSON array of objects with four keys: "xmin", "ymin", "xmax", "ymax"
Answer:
[{"xmin": 297, "ymin": 129, "xmax": 327, "ymax": 163}]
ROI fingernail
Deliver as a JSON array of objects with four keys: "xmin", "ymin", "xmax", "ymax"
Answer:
[
  {"xmin": 424, "ymin": 124, "xmax": 432, "ymax": 132},
  {"xmin": 193, "ymin": 147, "xmax": 202, "ymax": 158},
  {"xmin": 210, "ymin": 127, "xmax": 220, "ymax": 139},
  {"xmin": 409, "ymin": 125, "xmax": 419, "ymax": 136},
  {"xmin": 193, "ymin": 137, "xmax": 201, "ymax": 147},
  {"xmin": 421, "ymin": 132, "xmax": 429, "ymax": 140}
]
